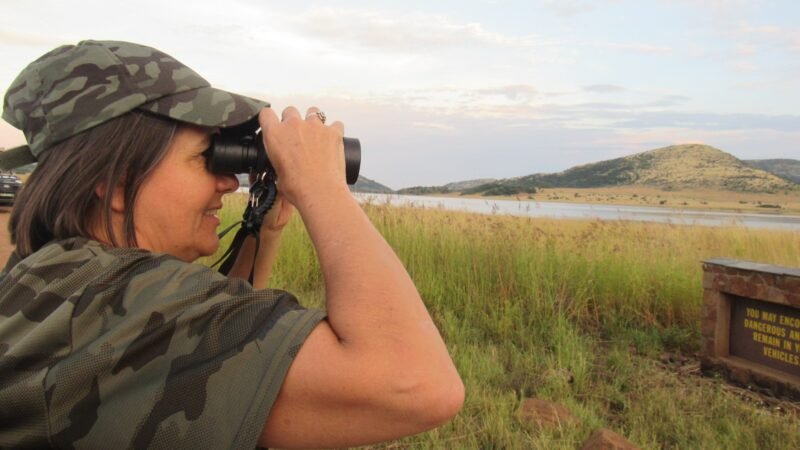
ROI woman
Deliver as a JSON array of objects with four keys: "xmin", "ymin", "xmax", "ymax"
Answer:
[{"xmin": 0, "ymin": 40, "xmax": 463, "ymax": 449}]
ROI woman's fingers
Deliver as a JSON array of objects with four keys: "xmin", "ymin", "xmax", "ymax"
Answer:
[
  {"xmin": 258, "ymin": 105, "xmax": 346, "ymax": 204},
  {"xmin": 263, "ymin": 195, "xmax": 295, "ymax": 232},
  {"xmin": 281, "ymin": 106, "xmax": 301, "ymax": 122},
  {"xmin": 305, "ymin": 107, "xmax": 325, "ymax": 124}
]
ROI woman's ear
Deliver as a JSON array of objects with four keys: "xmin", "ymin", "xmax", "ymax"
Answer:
[{"xmin": 95, "ymin": 182, "xmax": 125, "ymax": 213}]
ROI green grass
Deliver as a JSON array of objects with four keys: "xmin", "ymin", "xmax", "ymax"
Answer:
[{"xmin": 205, "ymin": 194, "xmax": 800, "ymax": 449}]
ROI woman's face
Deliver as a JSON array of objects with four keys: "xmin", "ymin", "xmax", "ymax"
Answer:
[{"xmin": 133, "ymin": 125, "xmax": 239, "ymax": 262}]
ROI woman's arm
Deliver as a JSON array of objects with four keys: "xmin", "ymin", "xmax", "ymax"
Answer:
[{"xmin": 257, "ymin": 107, "xmax": 464, "ymax": 449}]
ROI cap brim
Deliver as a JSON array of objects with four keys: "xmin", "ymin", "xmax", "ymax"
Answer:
[
  {"xmin": 0, "ymin": 145, "xmax": 36, "ymax": 171},
  {"xmin": 138, "ymin": 86, "xmax": 269, "ymax": 129}
]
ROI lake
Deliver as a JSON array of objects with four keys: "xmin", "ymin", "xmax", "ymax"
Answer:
[{"xmin": 354, "ymin": 193, "xmax": 800, "ymax": 231}]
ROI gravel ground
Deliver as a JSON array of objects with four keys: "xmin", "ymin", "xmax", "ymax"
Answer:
[{"xmin": 0, "ymin": 208, "xmax": 13, "ymax": 265}]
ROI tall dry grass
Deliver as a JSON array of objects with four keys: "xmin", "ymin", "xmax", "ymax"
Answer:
[{"xmin": 205, "ymin": 195, "xmax": 800, "ymax": 449}]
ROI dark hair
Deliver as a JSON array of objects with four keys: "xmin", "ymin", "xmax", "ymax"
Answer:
[{"xmin": 10, "ymin": 111, "xmax": 176, "ymax": 257}]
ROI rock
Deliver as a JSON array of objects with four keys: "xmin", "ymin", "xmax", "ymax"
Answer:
[
  {"xmin": 581, "ymin": 428, "xmax": 640, "ymax": 450},
  {"xmin": 518, "ymin": 398, "xmax": 577, "ymax": 429}
]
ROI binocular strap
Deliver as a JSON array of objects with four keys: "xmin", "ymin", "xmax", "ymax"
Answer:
[{"xmin": 212, "ymin": 174, "xmax": 278, "ymax": 284}]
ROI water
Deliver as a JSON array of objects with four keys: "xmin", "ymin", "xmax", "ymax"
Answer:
[{"xmin": 354, "ymin": 193, "xmax": 800, "ymax": 231}]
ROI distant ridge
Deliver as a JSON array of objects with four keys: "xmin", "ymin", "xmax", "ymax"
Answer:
[
  {"xmin": 401, "ymin": 144, "xmax": 799, "ymax": 195},
  {"xmin": 397, "ymin": 178, "xmax": 497, "ymax": 195},
  {"xmin": 744, "ymin": 159, "xmax": 800, "ymax": 184},
  {"xmin": 350, "ymin": 175, "xmax": 394, "ymax": 193},
  {"xmin": 443, "ymin": 178, "xmax": 498, "ymax": 191}
]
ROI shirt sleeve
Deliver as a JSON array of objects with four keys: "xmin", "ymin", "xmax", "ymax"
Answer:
[{"xmin": 45, "ymin": 254, "xmax": 326, "ymax": 449}]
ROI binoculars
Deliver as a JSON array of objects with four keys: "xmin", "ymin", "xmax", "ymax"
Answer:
[{"xmin": 205, "ymin": 118, "xmax": 361, "ymax": 185}]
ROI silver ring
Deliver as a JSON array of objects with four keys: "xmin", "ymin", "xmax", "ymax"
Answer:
[{"xmin": 306, "ymin": 111, "xmax": 326, "ymax": 124}]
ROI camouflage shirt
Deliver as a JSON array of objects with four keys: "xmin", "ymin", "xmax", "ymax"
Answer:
[{"xmin": 0, "ymin": 237, "xmax": 325, "ymax": 449}]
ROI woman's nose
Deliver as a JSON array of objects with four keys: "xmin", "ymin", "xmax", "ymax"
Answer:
[{"xmin": 217, "ymin": 173, "xmax": 240, "ymax": 193}]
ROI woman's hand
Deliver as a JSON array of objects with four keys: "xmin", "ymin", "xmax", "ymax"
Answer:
[
  {"xmin": 261, "ymin": 194, "xmax": 294, "ymax": 235},
  {"xmin": 258, "ymin": 106, "xmax": 346, "ymax": 208},
  {"xmin": 250, "ymin": 169, "xmax": 295, "ymax": 235}
]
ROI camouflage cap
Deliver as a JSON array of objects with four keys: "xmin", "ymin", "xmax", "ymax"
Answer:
[{"xmin": 0, "ymin": 40, "xmax": 268, "ymax": 170}]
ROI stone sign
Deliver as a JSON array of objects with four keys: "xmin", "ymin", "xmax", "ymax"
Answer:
[{"xmin": 702, "ymin": 259, "xmax": 800, "ymax": 399}]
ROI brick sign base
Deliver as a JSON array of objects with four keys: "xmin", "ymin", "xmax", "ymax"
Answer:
[{"xmin": 702, "ymin": 259, "xmax": 800, "ymax": 400}]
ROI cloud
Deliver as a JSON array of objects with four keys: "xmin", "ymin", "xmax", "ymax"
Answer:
[
  {"xmin": 475, "ymin": 85, "xmax": 538, "ymax": 102},
  {"xmin": 641, "ymin": 95, "xmax": 691, "ymax": 107},
  {"xmin": 411, "ymin": 122, "xmax": 457, "ymax": 131},
  {"xmin": 595, "ymin": 42, "xmax": 674, "ymax": 55},
  {"xmin": 538, "ymin": 0, "xmax": 622, "ymax": 17},
  {"xmin": 583, "ymin": 84, "xmax": 627, "ymax": 93},
  {"xmin": 613, "ymin": 111, "xmax": 800, "ymax": 132},
  {"xmin": 344, "ymin": 83, "xmax": 800, "ymax": 140},
  {"xmin": 403, "ymin": 88, "xmax": 800, "ymax": 134},
  {"xmin": 0, "ymin": 30, "xmax": 65, "ymax": 47},
  {"xmin": 659, "ymin": 0, "xmax": 754, "ymax": 13},
  {"xmin": 285, "ymin": 8, "xmax": 547, "ymax": 53},
  {"xmin": 735, "ymin": 43, "xmax": 757, "ymax": 56},
  {"xmin": 740, "ymin": 24, "xmax": 782, "ymax": 34},
  {"xmin": 600, "ymin": 127, "xmax": 800, "ymax": 162},
  {"xmin": 733, "ymin": 61, "xmax": 757, "ymax": 72},
  {"xmin": 738, "ymin": 23, "xmax": 800, "ymax": 53}
]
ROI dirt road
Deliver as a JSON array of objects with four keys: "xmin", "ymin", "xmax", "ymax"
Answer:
[{"xmin": 0, "ymin": 208, "xmax": 14, "ymax": 265}]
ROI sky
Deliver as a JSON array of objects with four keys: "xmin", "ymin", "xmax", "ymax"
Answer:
[{"xmin": 1, "ymin": 0, "xmax": 799, "ymax": 189}]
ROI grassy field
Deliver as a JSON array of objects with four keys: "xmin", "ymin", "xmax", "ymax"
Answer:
[{"xmin": 207, "ymin": 194, "xmax": 800, "ymax": 449}]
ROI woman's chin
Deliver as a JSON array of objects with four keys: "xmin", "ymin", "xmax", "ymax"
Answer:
[{"xmin": 198, "ymin": 238, "xmax": 221, "ymax": 259}]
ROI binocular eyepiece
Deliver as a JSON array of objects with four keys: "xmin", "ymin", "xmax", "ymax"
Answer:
[{"xmin": 205, "ymin": 119, "xmax": 361, "ymax": 185}]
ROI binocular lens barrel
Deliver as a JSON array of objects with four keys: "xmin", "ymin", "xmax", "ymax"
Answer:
[
  {"xmin": 342, "ymin": 137, "xmax": 361, "ymax": 185},
  {"xmin": 208, "ymin": 136, "xmax": 267, "ymax": 175},
  {"xmin": 208, "ymin": 133, "xmax": 361, "ymax": 185}
]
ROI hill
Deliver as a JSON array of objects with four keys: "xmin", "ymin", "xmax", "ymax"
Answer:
[
  {"xmin": 409, "ymin": 144, "xmax": 798, "ymax": 196},
  {"xmin": 524, "ymin": 144, "xmax": 796, "ymax": 192},
  {"xmin": 443, "ymin": 178, "xmax": 498, "ymax": 191},
  {"xmin": 397, "ymin": 178, "xmax": 497, "ymax": 195},
  {"xmin": 350, "ymin": 175, "xmax": 394, "ymax": 193},
  {"xmin": 744, "ymin": 159, "xmax": 800, "ymax": 184}
]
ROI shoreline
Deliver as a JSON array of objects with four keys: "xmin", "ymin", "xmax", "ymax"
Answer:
[
  {"xmin": 392, "ymin": 187, "xmax": 800, "ymax": 216},
  {"xmin": 352, "ymin": 193, "xmax": 800, "ymax": 230}
]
